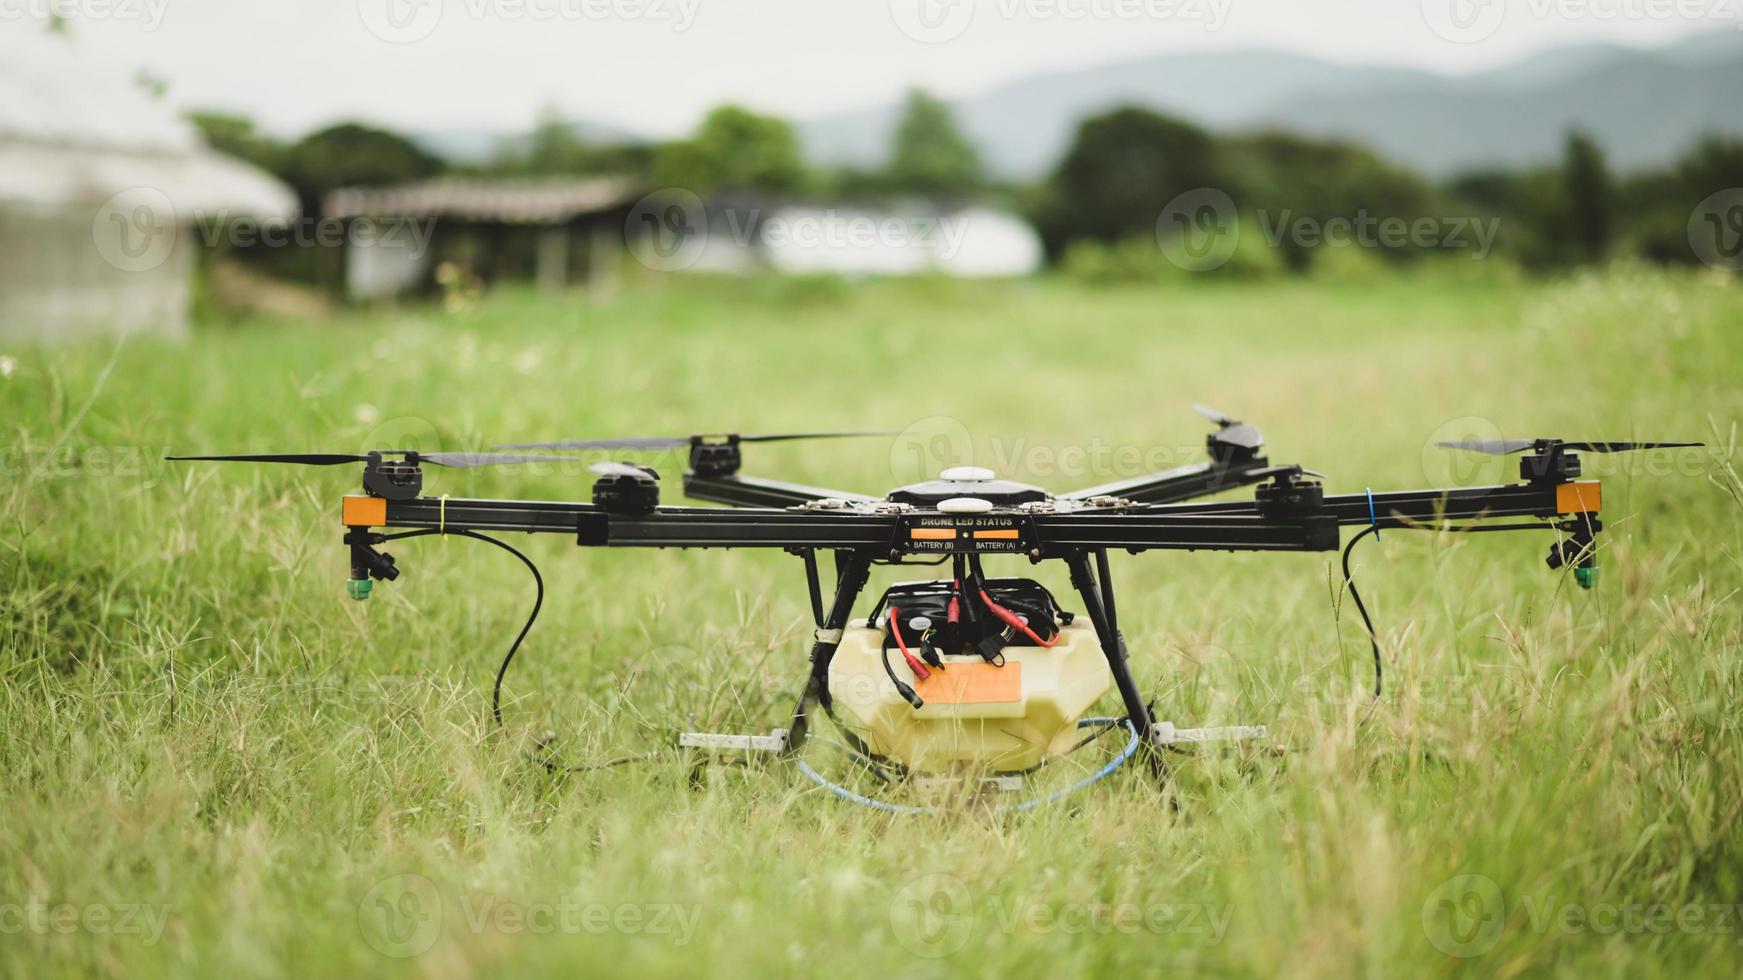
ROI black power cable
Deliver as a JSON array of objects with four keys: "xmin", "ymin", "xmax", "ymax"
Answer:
[
  {"xmin": 1341, "ymin": 524, "xmax": 1384, "ymax": 698},
  {"xmin": 378, "ymin": 527, "xmax": 541, "ymax": 727},
  {"xmin": 376, "ymin": 528, "xmax": 720, "ymax": 773},
  {"xmin": 1339, "ymin": 518, "xmax": 1558, "ymax": 701},
  {"xmin": 880, "ymin": 641, "xmax": 924, "ymax": 709}
]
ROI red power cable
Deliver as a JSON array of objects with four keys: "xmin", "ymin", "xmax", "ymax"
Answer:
[
  {"xmin": 887, "ymin": 606, "xmax": 931, "ymax": 680},
  {"xmin": 978, "ymin": 589, "xmax": 1056, "ymax": 648}
]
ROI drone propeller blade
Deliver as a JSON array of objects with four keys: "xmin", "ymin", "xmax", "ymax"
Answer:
[
  {"xmin": 1438, "ymin": 438, "xmax": 1701, "ymax": 455},
  {"xmin": 1247, "ymin": 464, "xmax": 1327, "ymax": 481},
  {"xmin": 1561, "ymin": 441, "xmax": 1703, "ymax": 453},
  {"xmin": 419, "ymin": 452, "xmax": 572, "ymax": 469},
  {"xmin": 497, "ymin": 436, "xmax": 692, "ymax": 451},
  {"xmin": 588, "ymin": 461, "xmax": 659, "ymax": 478},
  {"xmin": 1192, "ymin": 403, "xmax": 1239, "ymax": 427},
  {"xmin": 165, "ymin": 452, "xmax": 369, "ymax": 465},
  {"xmin": 735, "ymin": 430, "xmax": 900, "ymax": 443},
  {"xmin": 1192, "ymin": 404, "xmax": 1263, "ymax": 449},
  {"xmin": 496, "ymin": 430, "xmax": 895, "ymax": 451},
  {"xmin": 1435, "ymin": 439, "xmax": 1537, "ymax": 455},
  {"xmin": 1216, "ymin": 423, "xmax": 1263, "ymax": 450},
  {"xmin": 167, "ymin": 450, "xmax": 568, "ymax": 469}
]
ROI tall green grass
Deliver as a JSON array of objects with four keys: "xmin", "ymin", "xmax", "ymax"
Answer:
[{"xmin": 2, "ymin": 266, "xmax": 1740, "ymax": 978}]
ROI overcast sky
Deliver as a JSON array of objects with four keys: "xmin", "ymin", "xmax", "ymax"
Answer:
[{"xmin": 11, "ymin": 0, "xmax": 1734, "ymax": 137}]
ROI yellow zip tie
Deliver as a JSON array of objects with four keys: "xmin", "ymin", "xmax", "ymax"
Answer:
[{"xmin": 439, "ymin": 494, "xmax": 449, "ymax": 535}]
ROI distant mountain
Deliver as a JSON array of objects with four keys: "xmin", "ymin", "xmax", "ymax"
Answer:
[
  {"xmin": 1266, "ymin": 49, "xmax": 1743, "ymax": 177},
  {"xmin": 799, "ymin": 31, "xmax": 1743, "ymax": 180}
]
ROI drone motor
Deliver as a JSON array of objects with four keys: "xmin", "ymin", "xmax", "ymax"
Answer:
[{"xmin": 590, "ymin": 461, "xmax": 661, "ymax": 513}]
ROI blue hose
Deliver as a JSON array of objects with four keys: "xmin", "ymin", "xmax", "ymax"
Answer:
[{"xmin": 794, "ymin": 718, "xmax": 1140, "ymax": 815}]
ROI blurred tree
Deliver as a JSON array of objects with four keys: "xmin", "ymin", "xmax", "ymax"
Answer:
[
  {"xmin": 1617, "ymin": 170, "xmax": 1694, "ymax": 265},
  {"xmin": 573, "ymin": 142, "xmax": 658, "ymax": 180},
  {"xmin": 885, "ymin": 89, "xmax": 983, "ymax": 198},
  {"xmin": 280, "ymin": 122, "xmax": 443, "ymax": 216},
  {"xmin": 1224, "ymin": 131, "xmax": 1440, "ymax": 270},
  {"xmin": 515, "ymin": 107, "xmax": 593, "ymax": 173},
  {"xmin": 1447, "ymin": 167, "xmax": 1568, "ymax": 269},
  {"xmin": 1446, "ymin": 170, "xmax": 1523, "ymax": 214},
  {"xmin": 274, "ymin": 123, "xmax": 443, "ymax": 291},
  {"xmin": 822, "ymin": 166, "xmax": 895, "ymax": 199},
  {"xmin": 1561, "ymin": 131, "xmax": 1613, "ymax": 264},
  {"xmin": 1449, "ymin": 133, "xmax": 1614, "ymax": 268},
  {"xmin": 1672, "ymin": 135, "xmax": 1743, "ymax": 197},
  {"xmin": 654, "ymin": 105, "xmax": 807, "ymax": 195},
  {"xmin": 188, "ymin": 111, "xmax": 283, "ymax": 174},
  {"xmin": 1035, "ymin": 107, "xmax": 1221, "ymax": 257},
  {"xmin": 1619, "ymin": 136, "xmax": 1743, "ymax": 264},
  {"xmin": 488, "ymin": 108, "xmax": 658, "ymax": 180}
]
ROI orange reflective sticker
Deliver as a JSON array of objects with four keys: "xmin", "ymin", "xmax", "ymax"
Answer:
[
  {"xmin": 914, "ymin": 661, "xmax": 1022, "ymax": 704},
  {"xmin": 342, "ymin": 495, "xmax": 387, "ymax": 527},
  {"xmin": 1556, "ymin": 481, "xmax": 1601, "ymax": 514}
]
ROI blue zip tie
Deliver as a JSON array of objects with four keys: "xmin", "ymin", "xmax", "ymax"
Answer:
[{"xmin": 1366, "ymin": 487, "xmax": 1380, "ymax": 540}]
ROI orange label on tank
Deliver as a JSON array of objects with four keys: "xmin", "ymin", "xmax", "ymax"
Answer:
[{"xmin": 914, "ymin": 661, "xmax": 1021, "ymax": 704}]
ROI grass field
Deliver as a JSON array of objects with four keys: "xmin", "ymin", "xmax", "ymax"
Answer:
[{"xmin": 3, "ymin": 265, "xmax": 1741, "ymax": 978}]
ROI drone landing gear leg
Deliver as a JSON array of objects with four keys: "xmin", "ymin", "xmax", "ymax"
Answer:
[
  {"xmin": 1066, "ymin": 550, "xmax": 1170, "ymax": 791},
  {"xmin": 784, "ymin": 550, "xmax": 874, "ymax": 755}
]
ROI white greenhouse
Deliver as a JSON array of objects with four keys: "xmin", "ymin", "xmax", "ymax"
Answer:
[{"xmin": 0, "ymin": 34, "xmax": 296, "ymax": 343}]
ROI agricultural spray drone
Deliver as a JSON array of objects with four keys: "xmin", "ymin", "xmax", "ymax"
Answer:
[{"xmin": 168, "ymin": 411, "xmax": 1698, "ymax": 812}]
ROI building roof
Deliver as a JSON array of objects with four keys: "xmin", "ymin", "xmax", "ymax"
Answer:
[
  {"xmin": 325, "ymin": 177, "xmax": 641, "ymax": 223},
  {"xmin": 0, "ymin": 33, "xmax": 295, "ymax": 221}
]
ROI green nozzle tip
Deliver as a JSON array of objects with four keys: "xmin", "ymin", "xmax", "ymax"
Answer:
[
  {"xmin": 1575, "ymin": 566, "xmax": 1598, "ymax": 590},
  {"xmin": 347, "ymin": 578, "xmax": 373, "ymax": 601}
]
